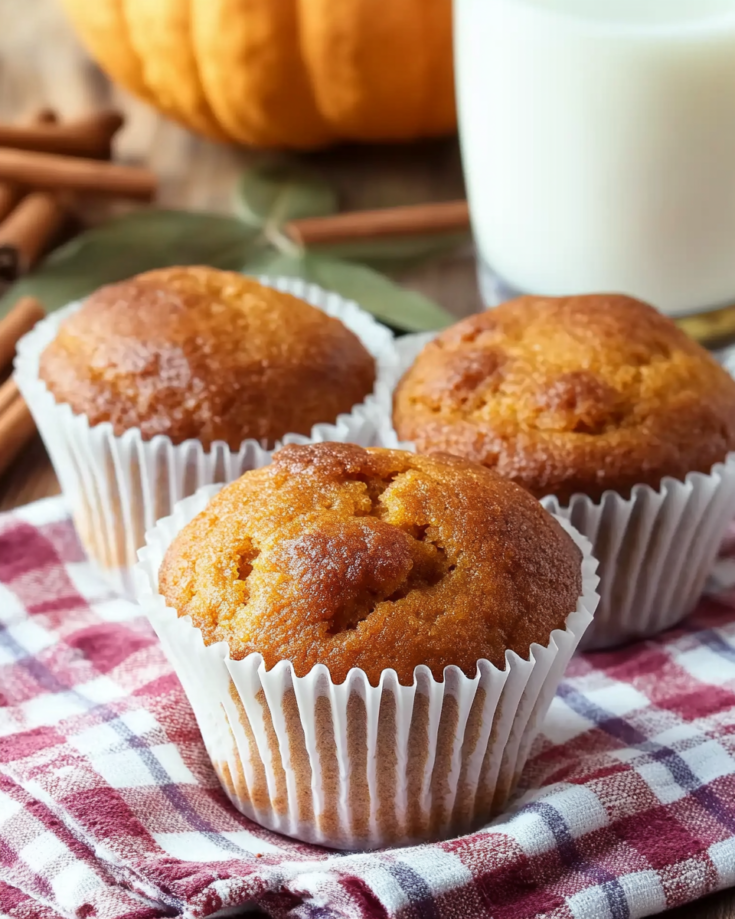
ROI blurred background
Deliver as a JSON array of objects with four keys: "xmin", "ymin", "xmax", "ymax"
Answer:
[{"xmin": 0, "ymin": 0, "xmax": 480, "ymax": 311}]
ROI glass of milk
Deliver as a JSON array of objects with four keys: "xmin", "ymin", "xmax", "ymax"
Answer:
[{"xmin": 455, "ymin": 0, "xmax": 735, "ymax": 317}]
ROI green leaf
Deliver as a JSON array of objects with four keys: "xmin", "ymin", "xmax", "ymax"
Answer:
[
  {"xmin": 312, "ymin": 230, "xmax": 471, "ymax": 275},
  {"xmin": 242, "ymin": 251, "xmax": 454, "ymax": 333},
  {"xmin": 236, "ymin": 162, "xmax": 338, "ymax": 229},
  {"xmin": 0, "ymin": 210, "xmax": 260, "ymax": 316}
]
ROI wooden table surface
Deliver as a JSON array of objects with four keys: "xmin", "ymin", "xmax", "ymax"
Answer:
[{"xmin": 0, "ymin": 3, "xmax": 732, "ymax": 918}]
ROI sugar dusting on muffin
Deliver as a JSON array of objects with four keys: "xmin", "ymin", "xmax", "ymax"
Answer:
[
  {"xmin": 393, "ymin": 294, "xmax": 735, "ymax": 502},
  {"xmin": 39, "ymin": 267, "xmax": 376, "ymax": 448},
  {"xmin": 159, "ymin": 442, "xmax": 582, "ymax": 685}
]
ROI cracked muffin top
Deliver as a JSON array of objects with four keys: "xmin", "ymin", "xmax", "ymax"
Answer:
[
  {"xmin": 39, "ymin": 267, "xmax": 376, "ymax": 448},
  {"xmin": 393, "ymin": 294, "xmax": 735, "ymax": 503},
  {"xmin": 159, "ymin": 442, "xmax": 583, "ymax": 686}
]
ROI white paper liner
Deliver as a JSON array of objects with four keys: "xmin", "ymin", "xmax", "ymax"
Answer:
[
  {"xmin": 14, "ymin": 278, "xmax": 399, "ymax": 597},
  {"xmin": 386, "ymin": 332, "xmax": 735, "ymax": 651},
  {"xmin": 542, "ymin": 458, "xmax": 735, "ymax": 650},
  {"xmin": 134, "ymin": 484, "xmax": 599, "ymax": 851}
]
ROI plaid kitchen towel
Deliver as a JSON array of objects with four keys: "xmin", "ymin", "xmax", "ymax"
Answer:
[{"xmin": 2, "ymin": 499, "xmax": 735, "ymax": 919}]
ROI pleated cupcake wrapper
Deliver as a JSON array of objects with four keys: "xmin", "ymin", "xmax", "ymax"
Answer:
[
  {"xmin": 388, "ymin": 332, "xmax": 735, "ymax": 650},
  {"xmin": 14, "ymin": 277, "xmax": 399, "ymax": 597},
  {"xmin": 134, "ymin": 485, "xmax": 599, "ymax": 851},
  {"xmin": 542, "ymin": 456, "xmax": 735, "ymax": 650}
]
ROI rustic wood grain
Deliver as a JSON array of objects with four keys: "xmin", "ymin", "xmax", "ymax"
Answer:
[{"xmin": 0, "ymin": 4, "xmax": 730, "ymax": 919}]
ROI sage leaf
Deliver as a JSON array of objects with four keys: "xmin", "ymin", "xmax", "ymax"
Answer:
[
  {"xmin": 236, "ymin": 162, "xmax": 338, "ymax": 230},
  {"xmin": 312, "ymin": 230, "xmax": 471, "ymax": 275},
  {"xmin": 0, "ymin": 210, "xmax": 260, "ymax": 316},
  {"xmin": 242, "ymin": 251, "xmax": 453, "ymax": 333}
]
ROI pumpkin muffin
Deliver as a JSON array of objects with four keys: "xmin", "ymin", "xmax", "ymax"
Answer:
[
  {"xmin": 393, "ymin": 294, "xmax": 735, "ymax": 503},
  {"xmin": 393, "ymin": 294, "xmax": 735, "ymax": 650},
  {"xmin": 141, "ymin": 441, "xmax": 595, "ymax": 847},
  {"xmin": 159, "ymin": 441, "xmax": 583, "ymax": 686},
  {"xmin": 39, "ymin": 266, "xmax": 376, "ymax": 448},
  {"xmin": 17, "ymin": 270, "xmax": 391, "ymax": 597}
]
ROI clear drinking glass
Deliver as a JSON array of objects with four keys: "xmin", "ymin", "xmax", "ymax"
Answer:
[{"xmin": 454, "ymin": 0, "xmax": 735, "ymax": 317}]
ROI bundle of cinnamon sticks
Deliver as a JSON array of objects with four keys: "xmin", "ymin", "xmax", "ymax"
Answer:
[{"xmin": 0, "ymin": 107, "xmax": 157, "ymax": 284}]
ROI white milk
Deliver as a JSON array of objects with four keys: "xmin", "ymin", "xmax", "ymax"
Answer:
[{"xmin": 455, "ymin": 0, "xmax": 735, "ymax": 316}]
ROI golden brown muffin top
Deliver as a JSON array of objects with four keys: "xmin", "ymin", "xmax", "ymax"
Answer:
[
  {"xmin": 159, "ymin": 442, "xmax": 583, "ymax": 686},
  {"xmin": 393, "ymin": 294, "xmax": 735, "ymax": 503},
  {"xmin": 39, "ymin": 267, "xmax": 376, "ymax": 448}
]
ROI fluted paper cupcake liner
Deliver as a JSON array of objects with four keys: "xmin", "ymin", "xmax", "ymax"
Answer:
[
  {"xmin": 14, "ymin": 278, "xmax": 399, "ymax": 597},
  {"xmin": 386, "ymin": 332, "xmax": 735, "ymax": 650},
  {"xmin": 542, "ymin": 459, "xmax": 735, "ymax": 649},
  {"xmin": 134, "ymin": 484, "xmax": 599, "ymax": 851}
]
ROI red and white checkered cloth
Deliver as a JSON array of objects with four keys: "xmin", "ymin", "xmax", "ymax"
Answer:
[{"xmin": 2, "ymin": 497, "xmax": 735, "ymax": 919}]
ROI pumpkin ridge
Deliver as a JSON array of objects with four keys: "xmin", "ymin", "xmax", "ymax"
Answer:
[
  {"xmin": 124, "ymin": 0, "xmax": 227, "ymax": 141},
  {"xmin": 300, "ymin": 0, "xmax": 447, "ymax": 142},
  {"xmin": 192, "ymin": 0, "xmax": 332, "ymax": 149},
  {"xmin": 59, "ymin": 0, "xmax": 158, "ymax": 107}
]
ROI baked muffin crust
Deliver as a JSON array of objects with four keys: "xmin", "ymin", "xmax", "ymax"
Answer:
[
  {"xmin": 39, "ymin": 267, "xmax": 376, "ymax": 448},
  {"xmin": 159, "ymin": 442, "xmax": 583, "ymax": 686},
  {"xmin": 393, "ymin": 294, "xmax": 735, "ymax": 502}
]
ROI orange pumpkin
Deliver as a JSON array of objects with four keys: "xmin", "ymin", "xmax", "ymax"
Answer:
[{"xmin": 59, "ymin": 0, "xmax": 456, "ymax": 149}]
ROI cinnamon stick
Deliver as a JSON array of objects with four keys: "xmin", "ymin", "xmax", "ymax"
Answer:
[
  {"xmin": 0, "ymin": 393, "xmax": 36, "ymax": 477},
  {"xmin": 0, "ymin": 110, "xmax": 124, "ymax": 159},
  {"xmin": 0, "ymin": 182, "xmax": 21, "ymax": 225},
  {"xmin": 0, "ymin": 297, "xmax": 45, "ymax": 369},
  {"xmin": 0, "ymin": 110, "xmax": 59, "ymax": 224},
  {"xmin": 0, "ymin": 376, "xmax": 18, "ymax": 415},
  {"xmin": 285, "ymin": 200, "xmax": 471, "ymax": 247},
  {"xmin": 0, "ymin": 191, "xmax": 66, "ymax": 281},
  {"xmin": 0, "ymin": 148, "xmax": 156, "ymax": 201},
  {"xmin": 0, "ymin": 294, "xmax": 46, "ymax": 476}
]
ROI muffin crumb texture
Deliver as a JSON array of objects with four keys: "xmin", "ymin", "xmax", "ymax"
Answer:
[
  {"xmin": 159, "ymin": 442, "xmax": 583, "ymax": 685},
  {"xmin": 393, "ymin": 294, "xmax": 735, "ymax": 502},
  {"xmin": 39, "ymin": 267, "xmax": 376, "ymax": 448}
]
